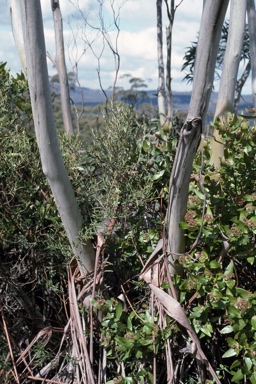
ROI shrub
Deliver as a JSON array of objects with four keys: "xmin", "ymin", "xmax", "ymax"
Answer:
[{"xmin": 177, "ymin": 114, "xmax": 256, "ymax": 383}]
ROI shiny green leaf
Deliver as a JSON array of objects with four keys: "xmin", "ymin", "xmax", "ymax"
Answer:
[
  {"xmin": 222, "ymin": 348, "xmax": 237, "ymax": 358},
  {"xmin": 115, "ymin": 302, "xmax": 123, "ymax": 321},
  {"xmin": 231, "ymin": 369, "xmax": 243, "ymax": 382},
  {"xmin": 251, "ymin": 316, "xmax": 256, "ymax": 330},
  {"xmin": 220, "ymin": 325, "xmax": 233, "ymax": 334},
  {"xmin": 152, "ymin": 169, "xmax": 165, "ymax": 181}
]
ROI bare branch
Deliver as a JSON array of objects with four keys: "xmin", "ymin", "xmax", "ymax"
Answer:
[{"xmin": 67, "ymin": 0, "xmax": 126, "ymax": 99}]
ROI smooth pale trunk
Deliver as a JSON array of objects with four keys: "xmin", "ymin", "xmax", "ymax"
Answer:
[
  {"xmin": 20, "ymin": 1, "xmax": 95, "ymax": 274},
  {"xmin": 7, "ymin": 0, "xmax": 27, "ymax": 76},
  {"xmin": 52, "ymin": 0, "xmax": 75, "ymax": 136},
  {"xmin": 167, "ymin": 0, "xmax": 228, "ymax": 275},
  {"xmin": 165, "ymin": 0, "xmax": 175, "ymax": 118},
  {"xmin": 156, "ymin": 0, "xmax": 167, "ymax": 125},
  {"xmin": 187, "ymin": 0, "xmax": 229, "ymax": 122},
  {"xmin": 210, "ymin": 0, "xmax": 246, "ymax": 168},
  {"xmin": 247, "ymin": 0, "xmax": 256, "ymax": 108},
  {"xmin": 234, "ymin": 60, "xmax": 251, "ymax": 113}
]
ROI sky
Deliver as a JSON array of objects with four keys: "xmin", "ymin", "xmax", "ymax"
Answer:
[{"xmin": 0, "ymin": 0, "xmax": 252, "ymax": 94}]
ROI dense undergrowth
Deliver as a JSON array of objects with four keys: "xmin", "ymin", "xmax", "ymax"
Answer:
[{"xmin": 0, "ymin": 62, "xmax": 256, "ymax": 383}]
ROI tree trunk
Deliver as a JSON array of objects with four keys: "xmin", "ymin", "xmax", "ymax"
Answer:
[
  {"xmin": 7, "ymin": 0, "xmax": 27, "ymax": 76},
  {"xmin": 165, "ymin": 0, "xmax": 174, "ymax": 118},
  {"xmin": 20, "ymin": 1, "xmax": 95, "ymax": 274},
  {"xmin": 234, "ymin": 59, "xmax": 251, "ymax": 113},
  {"xmin": 167, "ymin": 0, "xmax": 229, "ymax": 275},
  {"xmin": 210, "ymin": 0, "xmax": 246, "ymax": 168},
  {"xmin": 247, "ymin": 0, "xmax": 256, "ymax": 108},
  {"xmin": 187, "ymin": 1, "xmax": 229, "ymax": 122},
  {"xmin": 156, "ymin": 0, "xmax": 167, "ymax": 125},
  {"xmin": 52, "ymin": 0, "xmax": 75, "ymax": 136}
]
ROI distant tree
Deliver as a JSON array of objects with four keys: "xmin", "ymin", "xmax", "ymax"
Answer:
[
  {"xmin": 8, "ymin": 0, "xmax": 75, "ymax": 136},
  {"xmin": 156, "ymin": 0, "xmax": 184, "ymax": 123},
  {"xmin": 156, "ymin": 0, "xmax": 166, "ymax": 125},
  {"xmin": 50, "ymin": 71, "xmax": 76, "ymax": 90},
  {"xmin": 164, "ymin": 0, "xmax": 184, "ymax": 117},
  {"xmin": 116, "ymin": 73, "xmax": 150, "ymax": 106}
]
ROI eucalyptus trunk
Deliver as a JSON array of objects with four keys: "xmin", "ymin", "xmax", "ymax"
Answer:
[
  {"xmin": 167, "ymin": 0, "xmax": 229, "ymax": 275},
  {"xmin": 247, "ymin": 0, "xmax": 256, "ymax": 108},
  {"xmin": 234, "ymin": 60, "xmax": 251, "ymax": 113},
  {"xmin": 20, "ymin": 1, "xmax": 95, "ymax": 274},
  {"xmin": 52, "ymin": 0, "xmax": 75, "ymax": 136},
  {"xmin": 7, "ymin": 0, "xmax": 27, "ymax": 76},
  {"xmin": 165, "ymin": 0, "xmax": 174, "ymax": 118},
  {"xmin": 210, "ymin": 0, "xmax": 246, "ymax": 168},
  {"xmin": 156, "ymin": 0, "xmax": 167, "ymax": 125}
]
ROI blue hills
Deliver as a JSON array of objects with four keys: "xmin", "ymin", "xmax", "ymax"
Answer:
[{"xmin": 51, "ymin": 83, "xmax": 254, "ymax": 115}]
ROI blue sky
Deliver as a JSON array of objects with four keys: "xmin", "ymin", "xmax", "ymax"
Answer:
[{"xmin": 0, "ymin": 0, "xmax": 252, "ymax": 94}]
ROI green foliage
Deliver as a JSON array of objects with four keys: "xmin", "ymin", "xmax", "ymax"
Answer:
[
  {"xmin": 1, "ymin": 60, "xmax": 256, "ymax": 383},
  {"xmin": 182, "ymin": 21, "xmax": 250, "ymax": 84},
  {"xmin": 177, "ymin": 113, "xmax": 256, "ymax": 382},
  {"xmin": 79, "ymin": 105, "xmax": 256, "ymax": 382},
  {"xmin": 0, "ymin": 62, "xmax": 32, "ymax": 132},
  {"xmin": 0, "ymin": 63, "xmax": 92, "ymax": 379},
  {"xmin": 52, "ymin": 95, "xmax": 105, "ymax": 146},
  {"xmin": 0, "ymin": 126, "xmax": 87, "ymax": 320},
  {"xmin": 31, "ymin": 340, "xmax": 54, "ymax": 368},
  {"xmin": 78, "ymin": 102, "xmax": 177, "ymax": 380},
  {"xmin": 93, "ymin": 298, "xmax": 169, "ymax": 384},
  {"xmin": 81, "ymin": 102, "xmax": 173, "ymax": 239}
]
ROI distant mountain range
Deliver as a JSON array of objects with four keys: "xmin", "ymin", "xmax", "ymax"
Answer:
[{"xmin": 51, "ymin": 83, "xmax": 254, "ymax": 115}]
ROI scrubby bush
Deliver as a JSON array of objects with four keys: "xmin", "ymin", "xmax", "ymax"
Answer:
[
  {"xmin": 176, "ymin": 114, "xmax": 256, "ymax": 383},
  {"xmin": 1, "ymin": 61, "xmax": 256, "ymax": 383},
  {"xmin": 0, "ymin": 63, "xmax": 89, "ymax": 381},
  {"xmin": 80, "ymin": 105, "xmax": 256, "ymax": 383}
]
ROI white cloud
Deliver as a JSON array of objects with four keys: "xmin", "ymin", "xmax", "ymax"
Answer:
[
  {"xmin": 118, "ymin": 28, "xmax": 157, "ymax": 61},
  {"xmin": 0, "ymin": 0, "xmax": 252, "ymax": 95}
]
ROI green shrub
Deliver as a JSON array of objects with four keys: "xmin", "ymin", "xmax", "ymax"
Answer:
[
  {"xmin": 0, "ymin": 63, "xmax": 89, "ymax": 379},
  {"xmin": 1, "ymin": 60, "xmax": 256, "ymax": 383},
  {"xmin": 176, "ymin": 114, "xmax": 256, "ymax": 383}
]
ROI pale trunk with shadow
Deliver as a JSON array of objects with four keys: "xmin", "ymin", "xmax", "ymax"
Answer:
[
  {"xmin": 19, "ymin": 1, "xmax": 95, "ymax": 275},
  {"xmin": 166, "ymin": 0, "xmax": 229, "ymax": 275},
  {"xmin": 51, "ymin": 0, "xmax": 75, "ymax": 136},
  {"xmin": 210, "ymin": 0, "xmax": 246, "ymax": 168},
  {"xmin": 247, "ymin": 0, "xmax": 256, "ymax": 109},
  {"xmin": 156, "ymin": 0, "xmax": 167, "ymax": 125}
]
